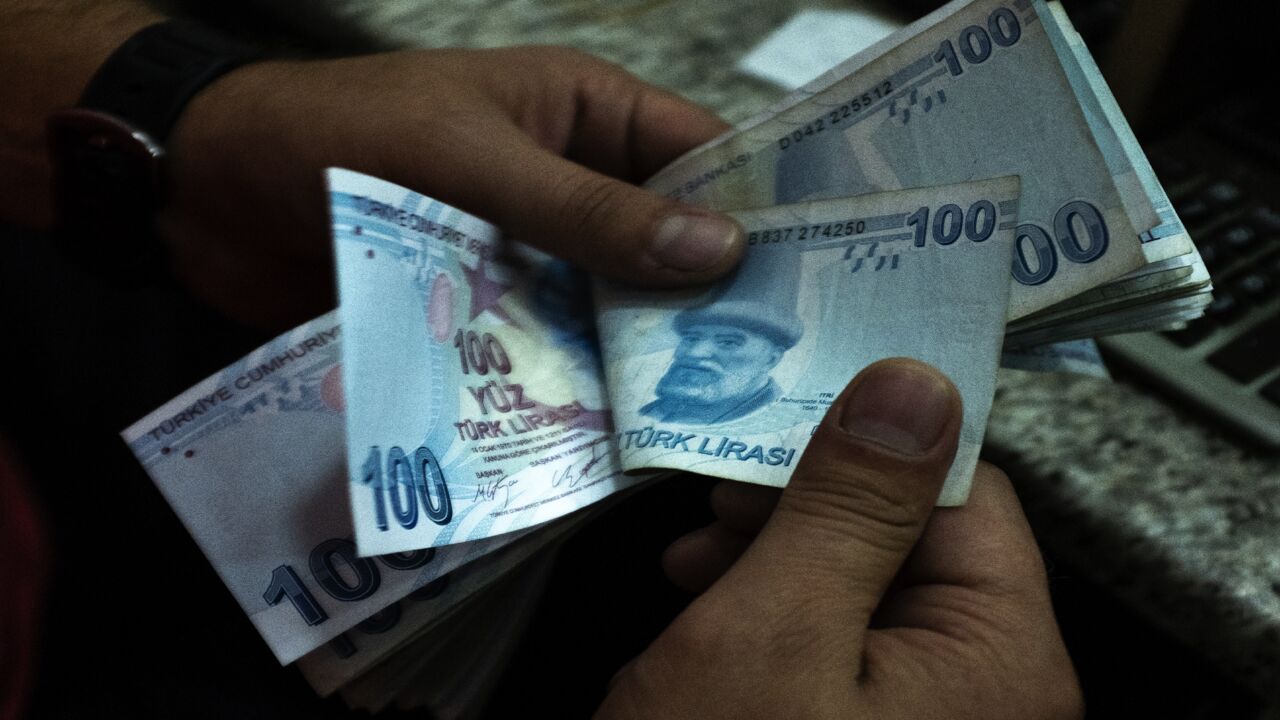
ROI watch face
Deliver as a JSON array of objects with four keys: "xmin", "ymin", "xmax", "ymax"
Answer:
[{"xmin": 48, "ymin": 108, "xmax": 165, "ymax": 229}]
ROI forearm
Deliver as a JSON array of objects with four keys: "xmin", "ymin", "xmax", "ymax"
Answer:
[{"xmin": 0, "ymin": 1, "xmax": 165, "ymax": 230}]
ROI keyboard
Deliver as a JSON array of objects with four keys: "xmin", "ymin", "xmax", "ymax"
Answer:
[{"xmin": 1099, "ymin": 100, "xmax": 1280, "ymax": 448}]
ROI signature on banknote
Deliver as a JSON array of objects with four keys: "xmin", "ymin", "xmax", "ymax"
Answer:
[
  {"xmin": 473, "ymin": 475, "xmax": 520, "ymax": 509},
  {"xmin": 551, "ymin": 437, "xmax": 615, "ymax": 490}
]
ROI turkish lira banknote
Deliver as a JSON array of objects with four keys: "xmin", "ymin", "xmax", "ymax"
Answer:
[
  {"xmin": 597, "ymin": 177, "xmax": 1020, "ymax": 505},
  {"xmin": 335, "ymin": 547, "xmax": 555, "ymax": 717},
  {"xmin": 329, "ymin": 169, "xmax": 641, "ymax": 556},
  {"xmin": 297, "ymin": 496, "xmax": 596, "ymax": 696},
  {"xmin": 121, "ymin": 312, "xmax": 525, "ymax": 664},
  {"xmin": 643, "ymin": 0, "xmax": 1194, "ymax": 325}
]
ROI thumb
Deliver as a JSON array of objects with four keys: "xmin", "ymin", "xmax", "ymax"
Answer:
[
  {"xmin": 704, "ymin": 358, "xmax": 963, "ymax": 658},
  {"xmin": 460, "ymin": 137, "xmax": 746, "ymax": 286}
]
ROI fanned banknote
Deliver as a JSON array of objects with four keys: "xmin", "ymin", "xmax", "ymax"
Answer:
[
  {"xmin": 329, "ymin": 169, "xmax": 642, "ymax": 556},
  {"xmin": 643, "ymin": 0, "xmax": 1196, "ymax": 327},
  {"xmin": 121, "ymin": 312, "xmax": 525, "ymax": 664},
  {"xmin": 1000, "ymin": 339, "xmax": 1109, "ymax": 379},
  {"xmin": 597, "ymin": 177, "xmax": 1020, "ymax": 505},
  {"xmin": 335, "ymin": 547, "xmax": 555, "ymax": 717},
  {"xmin": 296, "ymin": 496, "xmax": 598, "ymax": 696}
]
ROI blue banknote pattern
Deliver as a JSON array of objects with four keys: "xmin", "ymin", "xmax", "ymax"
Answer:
[
  {"xmin": 329, "ymin": 169, "xmax": 639, "ymax": 557},
  {"xmin": 597, "ymin": 178, "xmax": 1021, "ymax": 505}
]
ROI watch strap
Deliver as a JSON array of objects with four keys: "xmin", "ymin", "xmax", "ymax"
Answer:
[
  {"xmin": 79, "ymin": 19, "xmax": 260, "ymax": 144},
  {"xmin": 48, "ymin": 20, "xmax": 261, "ymax": 276}
]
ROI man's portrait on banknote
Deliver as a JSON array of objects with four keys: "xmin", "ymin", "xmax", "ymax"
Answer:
[{"xmin": 640, "ymin": 296, "xmax": 802, "ymax": 425}]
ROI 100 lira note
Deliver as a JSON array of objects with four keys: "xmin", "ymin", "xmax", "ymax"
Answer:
[
  {"xmin": 644, "ymin": 0, "xmax": 1190, "ymax": 320},
  {"xmin": 330, "ymin": 169, "xmax": 640, "ymax": 556},
  {"xmin": 121, "ymin": 313, "xmax": 523, "ymax": 664},
  {"xmin": 597, "ymin": 177, "xmax": 1020, "ymax": 505}
]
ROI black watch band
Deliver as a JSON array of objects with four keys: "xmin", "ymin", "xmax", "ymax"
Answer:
[
  {"xmin": 48, "ymin": 20, "xmax": 261, "ymax": 272},
  {"xmin": 79, "ymin": 20, "xmax": 260, "ymax": 144}
]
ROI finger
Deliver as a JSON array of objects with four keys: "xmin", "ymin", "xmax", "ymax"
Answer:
[
  {"xmin": 709, "ymin": 480, "xmax": 780, "ymax": 535},
  {"xmin": 700, "ymin": 358, "xmax": 962, "ymax": 657},
  {"xmin": 864, "ymin": 467, "xmax": 1082, "ymax": 720},
  {"xmin": 481, "ymin": 47, "xmax": 729, "ymax": 181},
  {"xmin": 403, "ymin": 47, "xmax": 743, "ymax": 286},
  {"xmin": 662, "ymin": 522, "xmax": 753, "ymax": 593},
  {"xmin": 397, "ymin": 117, "xmax": 744, "ymax": 285},
  {"xmin": 560, "ymin": 69, "xmax": 729, "ymax": 181},
  {"xmin": 510, "ymin": 144, "xmax": 746, "ymax": 284},
  {"xmin": 897, "ymin": 462, "xmax": 1048, "ymax": 596},
  {"xmin": 871, "ymin": 462, "xmax": 1054, "ymax": 631},
  {"xmin": 660, "ymin": 481, "xmax": 780, "ymax": 594}
]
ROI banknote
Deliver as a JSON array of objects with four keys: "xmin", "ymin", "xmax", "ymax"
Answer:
[
  {"xmin": 1000, "ymin": 339, "xmax": 1109, "ymax": 379},
  {"xmin": 336, "ymin": 549, "xmax": 554, "ymax": 716},
  {"xmin": 596, "ymin": 177, "xmax": 1020, "ymax": 505},
  {"xmin": 329, "ymin": 169, "xmax": 641, "ymax": 556},
  {"xmin": 121, "ymin": 312, "xmax": 524, "ymax": 664},
  {"xmin": 643, "ymin": 0, "xmax": 1191, "ymax": 323},
  {"xmin": 297, "ymin": 500, "xmax": 593, "ymax": 696}
]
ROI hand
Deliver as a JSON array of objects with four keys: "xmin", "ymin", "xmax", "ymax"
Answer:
[
  {"xmin": 598, "ymin": 359, "xmax": 1083, "ymax": 720},
  {"xmin": 163, "ymin": 47, "xmax": 744, "ymax": 330}
]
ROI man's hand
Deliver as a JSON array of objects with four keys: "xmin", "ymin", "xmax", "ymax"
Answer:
[
  {"xmin": 598, "ymin": 358, "xmax": 1083, "ymax": 720},
  {"xmin": 164, "ymin": 48, "xmax": 744, "ymax": 329}
]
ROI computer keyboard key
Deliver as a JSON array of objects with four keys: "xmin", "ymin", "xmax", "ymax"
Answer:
[
  {"xmin": 1218, "ymin": 224, "xmax": 1260, "ymax": 253},
  {"xmin": 1164, "ymin": 318, "xmax": 1218, "ymax": 347},
  {"xmin": 1176, "ymin": 197, "xmax": 1211, "ymax": 226},
  {"xmin": 1151, "ymin": 154, "xmax": 1196, "ymax": 185},
  {"xmin": 1207, "ymin": 314, "xmax": 1280, "ymax": 383},
  {"xmin": 1203, "ymin": 180, "xmax": 1245, "ymax": 209},
  {"xmin": 1205, "ymin": 292, "xmax": 1245, "ymax": 323},
  {"xmin": 1262, "ymin": 377, "xmax": 1280, "ymax": 407},
  {"xmin": 1232, "ymin": 273, "xmax": 1272, "ymax": 302},
  {"xmin": 1197, "ymin": 243, "xmax": 1227, "ymax": 274},
  {"xmin": 1252, "ymin": 206, "xmax": 1280, "ymax": 233}
]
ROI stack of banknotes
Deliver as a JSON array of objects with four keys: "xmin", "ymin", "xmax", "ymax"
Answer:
[{"xmin": 121, "ymin": 0, "xmax": 1204, "ymax": 715}]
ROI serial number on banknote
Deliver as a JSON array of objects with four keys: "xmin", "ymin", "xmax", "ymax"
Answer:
[
  {"xmin": 749, "ymin": 219, "xmax": 869, "ymax": 244},
  {"xmin": 748, "ymin": 199, "xmax": 1003, "ymax": 249},
  {"xmin": 775, "ymin": 4, "xmax": 1025, "ymax": 152},
  {"xmin": 777, "ymin": 80, "xmax": 894, "ymax": 151}
]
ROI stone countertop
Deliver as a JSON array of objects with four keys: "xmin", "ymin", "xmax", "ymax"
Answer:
[
  {"xmin": 987, "ymin": 369, "xmax": 1280, "ymax": 703},
  {"xmin": 257, "ymin": 0, "xmax": 1280, "ymax": 701}
]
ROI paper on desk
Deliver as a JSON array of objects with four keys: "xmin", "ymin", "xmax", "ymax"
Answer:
[{"xmin": 737, "ymin": 7, "xmax": 906, "ymax": 90}]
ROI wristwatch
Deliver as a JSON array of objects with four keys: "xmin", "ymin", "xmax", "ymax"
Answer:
[{"xmin": 47, "ymin": 20, "xmax": 259, "ymax": 270}]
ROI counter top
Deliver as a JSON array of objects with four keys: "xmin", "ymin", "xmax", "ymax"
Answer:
[{"xmin": 988, "ymin": 369, "xmax": 1280, "ymax": 702}]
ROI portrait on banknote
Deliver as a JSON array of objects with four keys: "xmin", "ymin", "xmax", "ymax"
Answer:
[{"xmin": 639, "ymin": 293, "xmax": 803, "ymax": 425}]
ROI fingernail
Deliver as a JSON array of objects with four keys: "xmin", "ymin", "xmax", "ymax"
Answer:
[
  {"xmin": 838, "ymin": 361, "xmax": 957, "ymax": 455},
  {"xmin": 651, "ymin": 212, "xmax": 741, "ymax": 271}
]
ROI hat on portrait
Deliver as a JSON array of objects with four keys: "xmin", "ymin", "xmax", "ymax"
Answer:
[
  {"xmin": 674, "ymin": 243, "xmax": 804, "ymax": 348},
  {"xmin": 638, "ymin": 245, "xmax": 806, "ymax": 426}
]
